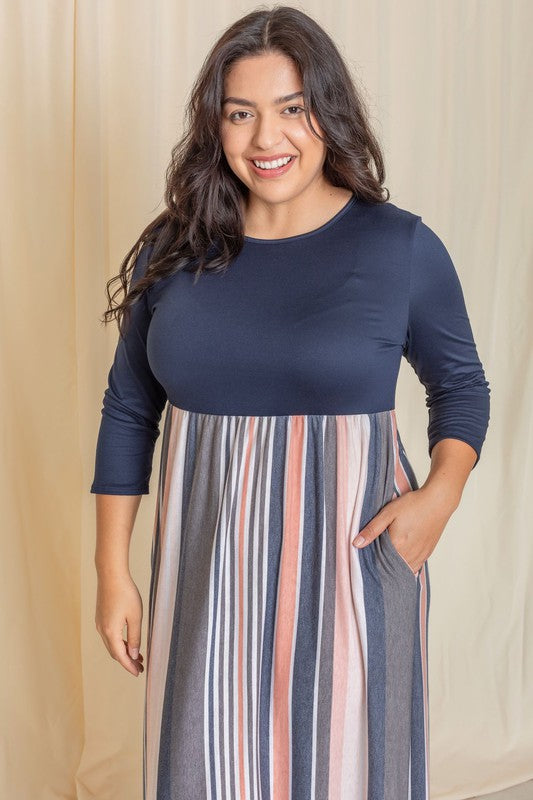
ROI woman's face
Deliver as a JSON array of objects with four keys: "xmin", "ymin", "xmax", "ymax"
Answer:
[{"xmin": 220, "ymin": 51, "xmax": 328, "ymax": 206}]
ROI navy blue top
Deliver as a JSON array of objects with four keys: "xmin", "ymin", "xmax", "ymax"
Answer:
[{"xmin": 90, "ymin": 195, "xmax": 490, "ymax": 494}]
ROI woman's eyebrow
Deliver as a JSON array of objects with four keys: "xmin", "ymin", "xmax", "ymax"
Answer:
[{"xmin": 222, "ymin": 91, "xmax": 304, "ymax": 107}]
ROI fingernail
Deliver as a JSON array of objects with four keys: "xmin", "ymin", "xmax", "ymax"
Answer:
[
  {"xmin": 353, "ymin": 535, "xmax": 365, "ymax": 547},
  {"xmin": 129, "ymin": 647, "xmax": 139, "ymax": 659}
]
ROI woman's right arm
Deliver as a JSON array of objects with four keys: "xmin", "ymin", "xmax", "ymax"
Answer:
[{"xmin": 90, "ymin": 240, "xmax": 168, "ymax": 675}]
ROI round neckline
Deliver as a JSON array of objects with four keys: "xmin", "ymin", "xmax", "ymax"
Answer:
[{"xmin": 243, "ymin": 193, "xmax": 357, "ymax": 245}]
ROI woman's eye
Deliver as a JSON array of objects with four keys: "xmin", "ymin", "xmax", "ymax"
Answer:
[
  {"xmin": 228, "ymin": 110, "xmax": 252, "ymax": 121},
  {"xmin": 228, "ymin": 106, "xmax": 305, "ymax": 121}
]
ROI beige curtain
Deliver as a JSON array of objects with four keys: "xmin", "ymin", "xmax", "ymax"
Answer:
[{"xmin": 1, "ymin": 1, "xmax": 530, "ymax": 798}]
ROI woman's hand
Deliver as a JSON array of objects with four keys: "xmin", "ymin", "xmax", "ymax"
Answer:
[
  {"xmin": 351, "ymin": 485, "xmax": 458, "ymax": 574},
  {"xmin": 95, "ymin": 571, "xmax": 145, "ymax": 677}
]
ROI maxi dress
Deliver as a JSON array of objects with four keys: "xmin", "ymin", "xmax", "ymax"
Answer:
[{"xmin": 90, "ymin": 194, "xmax": 491, "ymax": 800}]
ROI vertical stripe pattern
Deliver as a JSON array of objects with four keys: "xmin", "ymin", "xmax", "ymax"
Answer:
[{"xmin": 143, "ymin": 403, "xmax": 430, "ymax": 800}]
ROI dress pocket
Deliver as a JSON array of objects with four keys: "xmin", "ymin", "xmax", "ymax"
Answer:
[{"xmin": 383, "ymin": 528, "xmax": 421, "ymax": 580}]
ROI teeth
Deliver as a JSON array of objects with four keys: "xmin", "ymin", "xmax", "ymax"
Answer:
[{"xmin": 253, "ymin": 156, "xmax": 293, "ymax": 169}]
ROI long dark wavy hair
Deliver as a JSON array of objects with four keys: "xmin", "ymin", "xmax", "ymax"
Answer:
[{"xmin": 102, "ymin": 4, "xmax": 390, "ymax": 336}]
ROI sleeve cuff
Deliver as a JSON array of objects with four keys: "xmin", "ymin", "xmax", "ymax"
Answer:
[
  {"xmin": 89, "ymin": 483, "xmax": 150, "ymax": 495},
  {"xmin": 428, "ymin": 435, "xmax": 482, "ymax": 469}
]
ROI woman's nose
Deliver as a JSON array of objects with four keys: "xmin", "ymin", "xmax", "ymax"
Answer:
[{"xmin": 250, "ymin": 116, "xmax": 285, "ymax": 151}]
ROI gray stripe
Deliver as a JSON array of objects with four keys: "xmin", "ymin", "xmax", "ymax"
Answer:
[{"xmin": 314, "ymin": 415, "xmax": 337, "ymax": 797}]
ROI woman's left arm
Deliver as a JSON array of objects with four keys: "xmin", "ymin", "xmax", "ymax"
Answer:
[{"xmin": 353, "ymin": 218, "xmax": 491, "ymax": 572}]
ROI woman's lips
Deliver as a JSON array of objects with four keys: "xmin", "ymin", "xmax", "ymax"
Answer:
[{"xmin": 248, "ymin": 156, "xmax": 297, "ymax": 178}]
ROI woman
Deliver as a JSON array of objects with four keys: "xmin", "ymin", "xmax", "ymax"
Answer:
[{"xmin": 91, "ymin": 7, "xmax": 490, "ymax": 799}]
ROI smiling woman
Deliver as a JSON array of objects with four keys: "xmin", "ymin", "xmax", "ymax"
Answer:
[
  {"xmin": 220, "ymin": 51, "xmax": 354, "ymax": 239},
  {"xmin": 90, "ymin": 6, "xmax": 490, "ymax": 800},
  {"xmin": 221, "ymin": 51, "xmax": 360, "ymax": 238}
]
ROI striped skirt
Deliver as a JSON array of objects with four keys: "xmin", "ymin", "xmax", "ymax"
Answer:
[{"xmin": 143, "ymin": 403, "xmax": 430, "ymax": 800}]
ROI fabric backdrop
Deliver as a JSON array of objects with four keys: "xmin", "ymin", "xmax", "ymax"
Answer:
[{"xmin": 1, "ymin": 1, "xmax": 531, "ymax": 798}]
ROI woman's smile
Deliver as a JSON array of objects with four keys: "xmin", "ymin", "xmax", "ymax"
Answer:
[{"xmin": 248, "ymin": 154, "xmax": 297, "ymax": 178}]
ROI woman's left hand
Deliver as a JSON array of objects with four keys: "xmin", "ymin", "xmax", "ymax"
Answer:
[{"xmin": 351, "ymin": 485, "xmax": 458, "ymax": 574}]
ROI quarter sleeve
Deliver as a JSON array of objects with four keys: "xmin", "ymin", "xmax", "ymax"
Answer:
[
  {"xmin": 90, "ymin": 242, "xmax": 168, "ymax": 494},
  {"xmin": 402, "ymin": 218, "xmax": 491, "ymax": 469}
]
